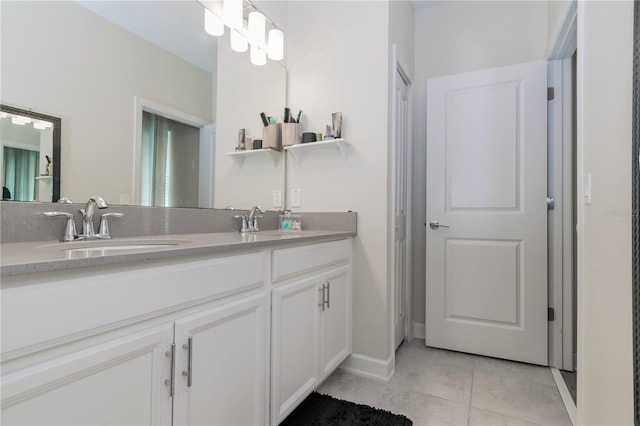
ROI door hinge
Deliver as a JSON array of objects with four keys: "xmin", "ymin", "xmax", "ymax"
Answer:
[
  {"xmin": 547, "ymin": 196, "xmax": 555, "ymax": 210},
  {"xmin": 547, "ymin": 87, "xmax": 555, "ymax": 101},
  {"xmin": 548, "ymin": 307, "xmax": 555, "ymax": 321}
]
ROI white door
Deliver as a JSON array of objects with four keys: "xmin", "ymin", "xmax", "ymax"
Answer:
[
  {"xmin": 320, "ymin": 266, "xmax": 352, "ymax": 376},
  {"xmin": 271, "ymin": 276, "xmax": 322, "ymax": 425},
  {"xmin": 425, "ymin": 61, "xmax": 548, "ymax": 365},
  {"xmin": 393, "ymin": 66, "xmax": 411, "ymax": 349},
  {"xmin": 1, "ymin": 324, "xmax": 174, "ymax": 426},
  {"xmin": 173, "ymin": 294, "xmax": 268, "ymax": 426}
]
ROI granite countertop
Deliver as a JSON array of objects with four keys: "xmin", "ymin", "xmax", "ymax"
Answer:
[{"xmin": 1, "ymin": 230, "xmax": 354, "ymax": 278}]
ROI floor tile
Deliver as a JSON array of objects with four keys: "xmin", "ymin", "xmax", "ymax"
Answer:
[
  {"xmin": 376, "ymin": 386, "xmax": 470, "ymax": 426},
  {"xmin": 316, "ymin": 369, "xmax": 388, "ymax": 407},
  {"xmin": 471, "ymin": 365, "xmax": 572, "ymax": 426},
  {"xmin": 468, "ymin": 407, "xmax": 542, "ymax": 426},
  {"xmin": 473, "ymin": 356, "xmax": 556, "ymax": 388}
]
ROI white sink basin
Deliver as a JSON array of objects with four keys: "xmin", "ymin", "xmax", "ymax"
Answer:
[{"xmin": 36, "ymin": 238, "xmax": 192, "ymax": 254}]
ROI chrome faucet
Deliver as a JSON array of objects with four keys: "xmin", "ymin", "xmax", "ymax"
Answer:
[
  {"xmin": 248, "ymin": 205, "xmax": 264, "ymax": 232},
  {"xmin": 80, "ymin": 196, "xmax": 109, "ymax": 239}
]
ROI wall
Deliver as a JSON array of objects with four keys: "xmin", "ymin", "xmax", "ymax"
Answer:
[
  {"xmin": 0, "ymin": 1, "xmax": 213, "ymax": 204},
  {"xmin": 576, "ymin": 1, "xmax": 634, "ymax": 423},
  {"xmin": 286, "ymin": 1, "xmax": 392, "ymax": 362},
  {"xmin": 412, "ymin": 0, "xmax": 548, "ymax": 327}
]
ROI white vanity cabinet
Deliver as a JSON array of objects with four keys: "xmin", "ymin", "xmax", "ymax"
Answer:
[
  {"xmin": 270, "ymin": 240, "xmax": 352, "ymax": 425},
  {"xmin": 1, "ymin": 323, "xmax": 175, "ymax": 426},
  {"xmin": 1, "ymin": 251, "xmax": 269, "ymax": 426}
]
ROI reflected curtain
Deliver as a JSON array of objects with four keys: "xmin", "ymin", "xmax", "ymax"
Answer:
[
  {"xmin": 141, "ymin": 112, "xmax": 199, "ymax": 208},
  {"xmin": 3, "ymin": 146, "xmax": 39, "ymax": 201}
]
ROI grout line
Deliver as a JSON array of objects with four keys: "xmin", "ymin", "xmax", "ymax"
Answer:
[{"xmin": 551, "ymin": 367, "xmax": 576, "ymax": 425}]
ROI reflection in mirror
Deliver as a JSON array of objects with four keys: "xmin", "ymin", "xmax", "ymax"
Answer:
[
  {"xmin": 0, "ymin": 1, "xmax": 285, "ymax": 208},
  {"xmin": 0, "ymin": 105, "xmax": 61, "ymax": 203}
]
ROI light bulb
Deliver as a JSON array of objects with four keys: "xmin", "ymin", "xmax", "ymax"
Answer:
[
  {"xmin": 204, "ymin": 9, "xmax": 224, "ymax": 36},
  {"xmin": 267, "ymin": 29, "xmax": 284, "ymax": 61},
  {"xmin": 223, "ymin": 0, "xmax": 243, "ymax": 29},
  {"xmin": 250, "ymin": 44, "xmax": 266, "ymax": 66},
  {"xmin": 33, "ymin": 120, "xmax": 52, "ymax": 130},
  {"xmin": 0, "ymin": 112, "xmax": 7, "ymax": 119},
  {"xmin": 248, "ymin": 11, "xmax": 265, "ymax": 46},
  {"xmin": 230, "ymin": 29, "xmax": 248, "ymax": 53}
]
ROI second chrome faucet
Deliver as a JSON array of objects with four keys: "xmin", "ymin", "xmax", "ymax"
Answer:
[
  {"xmin": 44, "ymin": 196, "xmax": 124, "ymax": 241},
  {"xmin": 235, "ymin": 205, "xmax": 265, "ymax": 233}
]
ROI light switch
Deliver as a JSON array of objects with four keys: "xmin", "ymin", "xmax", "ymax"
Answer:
[
  {"xmin": 291, "ymin": 189, "xmax": 301, "ymax": 208},
  {"xmin": 273, "ymin": 190, "xmax": 282, "ymax": 208}
]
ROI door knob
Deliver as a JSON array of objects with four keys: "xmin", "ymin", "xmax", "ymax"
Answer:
[{"xmin": 429, "ymin": 221, "xmax": 450, "ymax": 230}]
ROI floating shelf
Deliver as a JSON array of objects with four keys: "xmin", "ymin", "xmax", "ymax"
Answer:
[
  {"xmin": 35, "ymin": 175, "xmax": 53, "ymax": 180},
  {"xmin": 284, "ymin": 139, "xmax": 348, "ymax": 165},
  {"xmin": 225, "ymin": 148, "xmax": 282, "ymax": 166}
]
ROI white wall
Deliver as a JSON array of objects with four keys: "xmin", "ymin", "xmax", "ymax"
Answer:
[
  {"xmin": 412, "ymin": 0, "xmax": 549, "ymax": 326},
  {"xmin": 214, "ymin": 37, "xmax": 287, "ymax": 210},
  {"xmin": 0, "ymin": 1, "xmax": 213, "ymax": 203},
  {"xmin": 576, "ymin": 1, "xmax": 634, "ymax": 423},
  {"xmin": 286, "ymin": 1, "xmax": 392, "ymax": 361}
]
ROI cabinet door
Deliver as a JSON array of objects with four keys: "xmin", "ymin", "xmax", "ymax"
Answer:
[
  {"xmin": 320, "ymin": 265, "xmax": 352, "ymax": 378},
  {"xmin": 1, "ymin": 323, "xmax": 174, "ymax": 426},
  {"xmin": 173, "ymin": 293, "xmax": 268, "ymax": 426},
  {"xmin": 271, "ymin": 276, "xmax": 322, "ymax": 425}
]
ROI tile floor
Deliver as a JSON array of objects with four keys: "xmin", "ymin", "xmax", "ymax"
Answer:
[{"xmin": 317, "ymin": 339, "xmax": 572, "ymax": 426}]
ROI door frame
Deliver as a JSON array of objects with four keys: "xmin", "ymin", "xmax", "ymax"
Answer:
[{"xmin": 389, "ymin": 44, "xmax": 414, "ymax": 357}]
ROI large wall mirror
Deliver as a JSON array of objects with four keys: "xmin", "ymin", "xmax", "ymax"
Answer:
[
  {"xmin": 0, "ymin": 0, "xmax": 286, "ymax": 210},
  {"xmin": 633, "ymin": 1, "xmax": 639, "ymax": 423},
  {"xmin": 0, "ymin": 105, "xmax": 61, "ymax": 203}
]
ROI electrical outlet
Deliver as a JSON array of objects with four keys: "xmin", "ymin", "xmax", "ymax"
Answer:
[
  {"xmin": 273, "ymin": 190, "xmax": 282, "ymax": 208},
  {"xmin": 291, "ymin": 189, "xmax": 301, "ymax": 208}
]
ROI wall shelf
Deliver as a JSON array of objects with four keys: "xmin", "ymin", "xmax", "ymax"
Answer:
[
  {"xmin": 35, "ymin": 176, "xmax": 53, "ymax": 180},
  {"xmin": 284, "ymin": 139, "xmax": 348, "ymax": 165},
  {"xmin": 225, "ymin": 148, "xmax": 282, "ymax": 166}
]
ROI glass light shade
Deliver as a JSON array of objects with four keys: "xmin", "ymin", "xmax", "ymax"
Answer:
[
  {"xmin": 230, "ymin": 29, "xmax": 248, "ymax": 53},
  {"xmin": 250, "ymin": 44, "xmax": 266, "ymax": 66},
  {"xmin": 267, "ymin": 29, "xmax": 284, "ymax": 61},
  {"xmin": 0, "ymin": 112, "xmax": 7, "ymax": 119},
  {"xmin": 223, "ymin": 0, "xmax": 243, "ymax": 29},
  {"xmin": 33, "ymin": 120, "xmax": 52, "ymax": 130},
  {"xmin": 204, "ymin": 9, "xmax": 224, "ymax": 36},
  {"xmin": 248, "ymin": 11, "xmax": 265, "ymax": 46}
]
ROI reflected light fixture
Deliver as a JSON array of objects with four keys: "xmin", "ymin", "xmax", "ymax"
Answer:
[
  {"xmin": 205, "ymin": 9, "xmax": 224, "ymax": 36},
  {"xmin": 0, "ymin": 112, "xmax": 7, "ymax": 119},
  {"xmin": 11, "ymin": 116, "xmax": 30, "ymax": 125},
  {"xmin": 267, "ymin": 29, "xmax": 284, "ymax": 61},
  {"xmin": 230, "ymin": 29, "xmax": 248, "ymax": 53},
  {"xmin": 250, "ymin": 44, "xmax": 266, "ymax": 66},
  {"xmin": 33, "ymin": 120, "xmax": 53, "ymax": 130}
]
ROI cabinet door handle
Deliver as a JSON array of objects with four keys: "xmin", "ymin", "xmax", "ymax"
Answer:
[
  {"xmin": 318, "ymin": 285, "xmax": 326, "ymax": 311},
  {"xmin": 326, "ymin": 281, "xmax": 331, "ymax": 309},
  {"xmin": 167, "ymin": 343, "xmax": 176, "ymax": 396},
  {"xmin": 182, "ymin": 336, "xmax": 193, "ymax": 387}
]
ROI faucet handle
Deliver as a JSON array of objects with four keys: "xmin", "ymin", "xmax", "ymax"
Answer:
[
  {"xmin": 42, "ymin": 211, "xmax": 79, "ymax": 242},
  {"xmin": 98, "ymin": 212, "xmax": 124, "ymax": 239},
  {"xmin": 234, "ymin": 215, "xmax": 249, "ymax": 233}
]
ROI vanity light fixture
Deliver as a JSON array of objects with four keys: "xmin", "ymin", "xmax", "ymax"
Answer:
[
  {"xmin": 199, "ymin": 0, "xmax": 284, "ymax": 66},
  {"xmin": 0, "ymin": 112, "xmax": 7, "ymax": 119},
  {"xmin": 205, "ymin": 8, "xmax": 224, "ymax": 36},
  {"xmin": 267, "ymin": 29, "xmax": 284, "ymax": 61},
  {"xmin": 223, "ymin": 0, "xmax": 243, "ymax": 29},
  {"xmin": 230, "ymin": 28, "xmax": 248, "ymax": 53}
]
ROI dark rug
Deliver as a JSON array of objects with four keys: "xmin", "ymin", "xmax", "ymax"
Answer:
[{"xmin": 279, "ymin": 392, "xmax": 413, "ymax": 426}]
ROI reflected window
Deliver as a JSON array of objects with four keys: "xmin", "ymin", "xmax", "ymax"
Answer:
[
  {"xmin": 140, "ymin": 111, "xmax": 200, "ymax": 208},
  {"xmin": 3, "ymin": 146, "xmax": 39, "ymax": 201}
]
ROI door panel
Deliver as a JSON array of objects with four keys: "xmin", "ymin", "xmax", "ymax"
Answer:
[
  {"xmin": 426, "ymin": 60, "xmax": 548, "ymax": 365},
  {"xmin": 321, "ymin": 266, "xmax": 351, "ymax": 376}
]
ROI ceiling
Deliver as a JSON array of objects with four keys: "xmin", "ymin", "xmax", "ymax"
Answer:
[{"xmin": 76, "ymin": 0, "xmax": 218, "ymax": 73}]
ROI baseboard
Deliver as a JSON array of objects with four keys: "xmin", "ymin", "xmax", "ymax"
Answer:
[
  {"xmin": 339, "ymin": 353, "xmax": 394, "ymax": 381},
  {"xmin": 551, "ymin": 368, "xmax": 576, "ymax": 425},
  {"xmin": 413, "ymin": 321, "xmax": 425, "ymax": 339}
]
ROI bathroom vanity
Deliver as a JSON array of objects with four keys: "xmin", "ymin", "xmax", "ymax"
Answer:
[{"xmin": 1, "ymin": 230, "xmax": 353, "ymax": 425}]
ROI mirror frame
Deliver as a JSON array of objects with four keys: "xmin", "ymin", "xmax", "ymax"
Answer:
[{"xmin": 0, "ymin": 104, "xmax": 61, "ymax": 202}]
